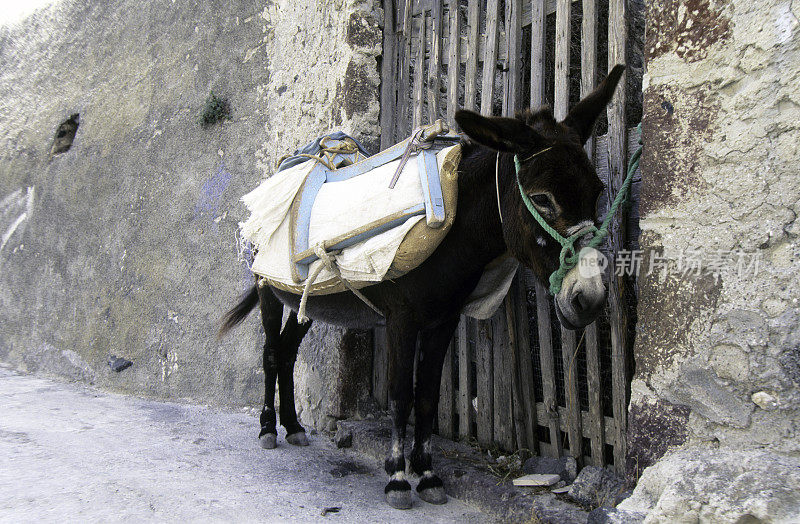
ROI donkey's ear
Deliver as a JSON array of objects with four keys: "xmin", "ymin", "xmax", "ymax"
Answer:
[
  {"xmin": 455, "ymin": 110, "xmax": 543, "ymax": 152},
  {"xmin": 562, "ymin": 64, "xmax": 625, "ymax": 144}
]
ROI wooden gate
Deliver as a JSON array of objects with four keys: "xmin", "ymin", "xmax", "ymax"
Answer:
[{"xmin": 372, "ymin": 0, "xmax": 640, "ymax": 474}]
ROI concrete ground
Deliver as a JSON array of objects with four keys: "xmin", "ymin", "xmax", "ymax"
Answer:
[{"xmin": 0, "ymin": 367, "xmax": 490, "ymax": 523}]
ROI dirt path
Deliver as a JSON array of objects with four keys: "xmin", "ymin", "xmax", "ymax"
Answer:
[{"xmin": 0, "ymin": 367, "xmax": 490, "ymax": 523}]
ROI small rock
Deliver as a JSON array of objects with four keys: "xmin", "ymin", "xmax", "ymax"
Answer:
[
  {"xmin": 568, "ymin": 466, "xmax": 628, "ymax": 508},
  {"xmin": 551, "ymin": 485, "xmax": 571, "ymax": 494},
  {"xmin": 334, "ymin": 427, "xmax": 352, "ymax": 448},
  {"xmin": 512, "ymin": 473, "xmax": 561, "ymax": 487},
  {"xmin": 751, "ymin": 391, "xmax": 779, "ymax": 410},
  {"xmin": 108, "ymin": 355, "xmax": 132, "ymax": 372},
  {"xmin": 587, "ymin": 507, "xmax": 646, "ymax": 523},
  {"xmin": 522, "ymin": 456, "xmax": 578, "ymax": 482}
]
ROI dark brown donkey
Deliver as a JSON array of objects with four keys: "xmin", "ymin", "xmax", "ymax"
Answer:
[{"xmin": 220, "ymin": 65, "xmax": 625, "ymax": 509}]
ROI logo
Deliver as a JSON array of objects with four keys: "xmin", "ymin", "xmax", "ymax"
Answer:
[{"xmin": 578, "ymin": 247, "xmax": 608, "ymax": 279}]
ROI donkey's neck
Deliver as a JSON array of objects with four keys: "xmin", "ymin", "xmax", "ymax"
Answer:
[{"xmin": 451, "ymin": 144, "xmax": 508, "ymax": 268}]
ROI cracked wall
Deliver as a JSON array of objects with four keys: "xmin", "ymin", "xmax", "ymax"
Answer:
[
  {"xmin": 630, "ymin": 0, "xmax": 800, "ymax": 476},
  {"xmin": 0, "ymin": 0, "xmax": 381, "ymax": 428}
]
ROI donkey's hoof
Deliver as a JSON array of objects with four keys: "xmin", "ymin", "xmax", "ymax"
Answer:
[
  {"xmin": 286, "ymin": 431, "xmax": 309, "ymax": 446},
  {"xmin": 259, "ymin": 433, "xmax": 277, "ymax": 449},
  {"xmin": 417, "ymin": 486, "xmax": 447, "ymax": 505},
  {"xmin": 385, "ymin": 490, "xmax": 412, "ymax": 510}
]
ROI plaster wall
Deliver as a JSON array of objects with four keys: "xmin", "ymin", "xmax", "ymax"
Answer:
[{"xmin": 0, "ymin": 0, "xmax": 381, "ymax": 429}]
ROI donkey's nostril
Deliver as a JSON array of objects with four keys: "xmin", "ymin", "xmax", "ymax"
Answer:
[{"xmin": 571, "ymin": 291, "xmax": 586, "ymax": 313}]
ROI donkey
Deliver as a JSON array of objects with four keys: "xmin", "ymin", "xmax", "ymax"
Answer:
[{"xmin": 220, "ymin": 65, "xmax": 625, "ymax": 509}]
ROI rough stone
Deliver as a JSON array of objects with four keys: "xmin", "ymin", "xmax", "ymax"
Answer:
[
  {"xmin": 631, "ymin": 0, "xmax": 800, "ymax": 479},
  {"xmin": 334, "ymin": 426, "xmax": 353, "ymax": 448},
  {"xmin": 586, "ymin": 507, "xmax": 646, "ymax": 524},
  {"xmin": 751, "ymin": 390, "xmax": 779, "ymax": 411},
  {"xmin": 567, "ymin": 466, "xmax": 628, "ymax": 509},
  {"xmin": 618, "ymin": 446, "xmax": 800, "ymax": 522},
  {"xmin": 108, "ymin": 356, "xmax": 133, "ymax": 373},
  {"xmin": 522, "ymin": 456, "xmax": 578, "ymax": 482},
  {"xmin": 512, "ymin": 474, "xmax": 560, "ymax": 487}
]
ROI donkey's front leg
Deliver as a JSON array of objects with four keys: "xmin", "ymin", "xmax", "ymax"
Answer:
[
  {"xmin": 410, "ymin": 315, "xmax": 459, "ymax": 505},
  {"xmin": 383, "ymin": 315, "xmax": 418, "ymax": 509}
]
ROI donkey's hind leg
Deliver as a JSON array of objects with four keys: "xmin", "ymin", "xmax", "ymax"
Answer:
[
  {"xmin": 277, "ymin": 310, "xmax": 312, "ymax": 446},
  {"xmin": 257, "ymin": 286, "xmax": 283, "ymax": 449},
  {"xmin": 410, "ymin": 315, "xmax": 459, "ymax": 504}
]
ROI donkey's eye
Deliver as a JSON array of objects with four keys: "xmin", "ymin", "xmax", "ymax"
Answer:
[{"xmin": 530, "ymin": 193, "xmax": 556, "ymax": 217}]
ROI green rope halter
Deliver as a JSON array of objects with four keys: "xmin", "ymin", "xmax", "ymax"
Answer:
[{"xmin": 514, "ymin": 124, "xmax": 642, "ymax": 295}]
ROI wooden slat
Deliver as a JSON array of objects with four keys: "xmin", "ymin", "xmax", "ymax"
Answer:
[
  {"xmin": 475, "ymin": 315, "xmax": 494, "ymax": 446},
  {"xmin": 534, "ymin": 279, "xmax": 562, "ymax": 456},
  {"xmin": 529, "ymin": 0, "xmax": 546, "ymax": 107},
  {"xmin": 607, "ymin": 0, "xmax": 629, "ymax": 475},
  {"xmin": 372, "ymin": 326, "xmax": 388, "ymax": 409},
  {"xmin": 412, "ymin": 12, "xmax": 427, "ymax": 128},
  {"xmin": 445, "ymin": 0, "xmax": 460, "ymax": 126},
  {"xmin": 579, "ymin": 0, "xmax": 603, "ymax": 467},
  {"xmin": 535, "ymin": 403, "xmax": 618, "ymax": 446},
  {"xmin": 463, "ymin": 0, "xmax": 481, "ymax": 112},
  {"xmin": 561, "ymin": 328, "xmax": 583, "ymax": 463},
  {"xmin": 493, "ymin": 306, "xmax": 514, "ymax": 451},
  {"xmin": 585, "ymin": 322, "xmax": 604, "ymax": 465},
  {"xmin": 513, "ymin": 270, "xmax": 539, "ymax": 453},
  {"xmin": 438, "ymin": 338, "xmax": 455, "ymax": 438},
  {"xmin": 397, "ymin": 0, "xmax": 414, "ymax": 138},
  {"xmin": 427, "ymin": 0, "xmax": 443, "ymax": 122},
  {"xmin": 480, "ymin": 0, "xmax": 500, "ymax": 115},
  {"xmin": 457, "ymin": 316, "xmax": 473, "ymax": 438},
  {"xmin": 581, "ymin": 0, "xmax": 598, "ymax": 157},
  {"xmin": 380, "ymin": 0, "xmax": 397, "ymax": 150},
  {"xmin": 503, "ymin": 0, "xmax": 522, "ymax": 115},
  {"xmin": 553, "ymin": 0, "xmax": 570, "ymax": 120}
]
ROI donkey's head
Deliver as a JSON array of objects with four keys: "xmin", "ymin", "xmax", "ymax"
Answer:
[{"xmin": 456, "ymin": 65, "xmax": 625, "ymax": 330}]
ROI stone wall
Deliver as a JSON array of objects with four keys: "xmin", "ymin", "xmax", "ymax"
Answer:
[
  {"xmin": 624, "ymin": 0, "xmax": 800, "ymax": 518},
  {"xmin": 0, "ymin": 0, "xmax": 381, "ymax": 430}
]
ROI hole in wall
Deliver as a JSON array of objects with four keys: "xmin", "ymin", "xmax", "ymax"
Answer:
[{"xmin": 50, "ymin": 113, "xmax": 79, "ymax": 156}]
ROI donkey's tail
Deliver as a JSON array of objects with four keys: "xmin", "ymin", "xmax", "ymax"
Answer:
[{"xmin": 218, "ymin": 285, "xmax": 259, "ymax": 338}]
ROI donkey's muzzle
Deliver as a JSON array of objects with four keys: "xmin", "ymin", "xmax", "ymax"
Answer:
[{"xmin": 554, "ymin": 248, "xmax": 607, "ymax": 330}]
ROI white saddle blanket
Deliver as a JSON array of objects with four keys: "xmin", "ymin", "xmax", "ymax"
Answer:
[{"xmin": 240, "ymin": 146, "xmax": 457, "ymax": 289}]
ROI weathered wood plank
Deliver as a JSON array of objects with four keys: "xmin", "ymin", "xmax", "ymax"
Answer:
[
  {"xmin": 413, "ymin": 12, "xmax": 427, "ymax": 128},
  {"xmin": 493, "ymin": 306, "xmax": 514, "ymax": 451},
  {"xmin": 507, "ymin": 273, "xmax": 537, "ymax": 455},
  {"xmin": 438, "ymin": 337, "xmax": 455, "ymax": 438},
  {"xmin": 380, "ymin": 0, "xmax": 398, "ymax": 150},
  {"xmin": 427, "ymin": 0, "xmax": 443, "ymax": 122},
  {"xmin": 561, "ymin": 328, "xmax": 583, "ymax": 463},
  {"xmin": 372, "ymin": 326, "xmax": 388, "ymax": 409},
  {"xmin": 553, "ymin": 0, "xmax": 570, "ymax": 120},
  {"xmin": 397, "ymin": 0, "xmax": 414, "ymax": 138},
  {"xmin": 480, "ymin": 0, "xmax": 500, "ymax": 115},
  {"xmin": 513, "ymin": 270, "xmax": 539, "ymax": 454},
  {"xmin": 585, "ymin": 322, "xmax": 604, "ymax": 466},
  {"xmin": 463, "ymin": 0, "xmax": 481, "ymax": 112},
  {"xmin": 581, "ymin": 0, "xmax": 597, "ymax": 157},
  {"xmin": 503, "ymin": 0, "xmax": 522, "ymax": 115},
  {"xmin": 534, "ymin": 280, "xmax": 562, "ymax": 456},
  {"xmin": 534, "ymin": 403, "xmax": 619, "ymax": 447},
  {"xmin": 446, "ymin": 0, "xmax": 460, "ymax": 126},
  {"xmin": 530, "ymin": 0, "xmax": 546, "ymax": 107},
  {"xmin": 475, "ymin": 315, "xmax": 494, "ymax": 446},
  {"xmin": 607, "ymin": 0, "xmax": 629, "ymax": 475},
  {"xmin": 457, "ymin": 316, "xmax": 473, "ymax": 439}
]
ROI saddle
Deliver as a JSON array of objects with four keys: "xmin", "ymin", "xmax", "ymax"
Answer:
[{"xmin": 240, "ymin": 121, "xmax": 462, "ymax": 306}]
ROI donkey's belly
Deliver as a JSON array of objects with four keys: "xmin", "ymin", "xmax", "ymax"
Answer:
[{"xmin": 270, "ymin": 287, "xmax": 383, "ymax": 329}]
